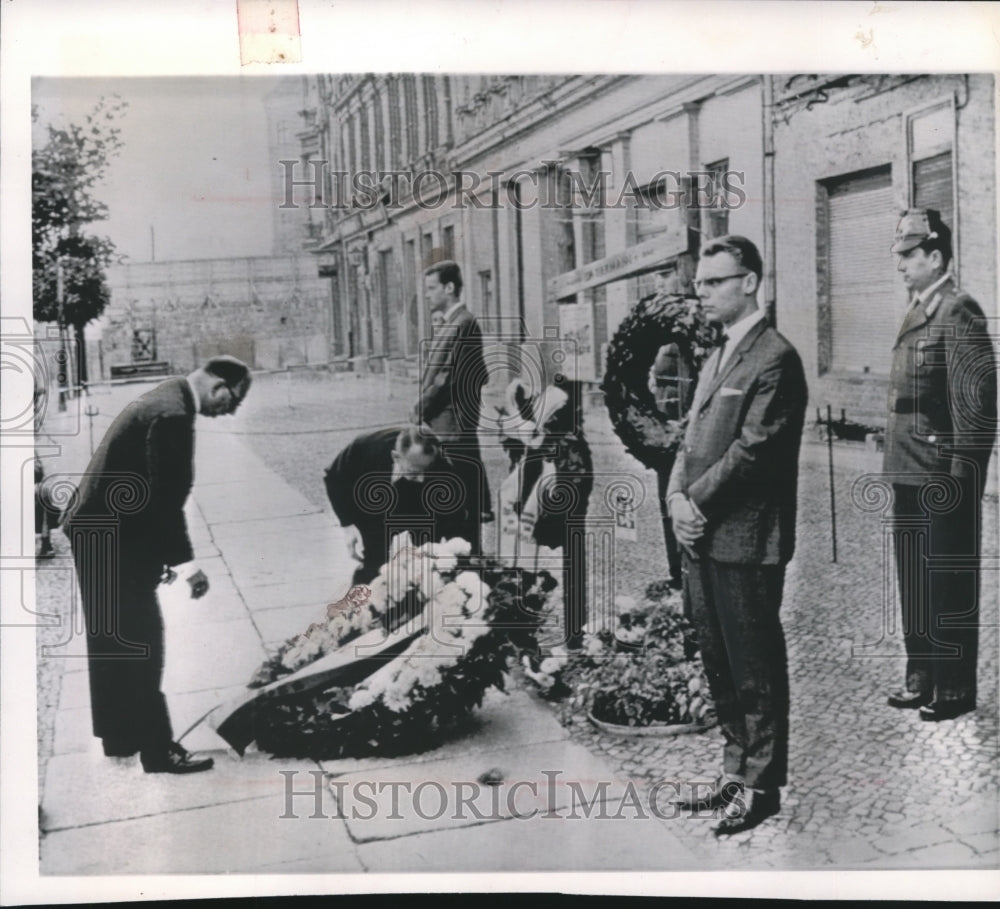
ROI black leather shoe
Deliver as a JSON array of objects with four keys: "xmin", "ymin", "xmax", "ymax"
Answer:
[
  {"xmin": 714, "ymin": 788, "xmax": 780, "ymax": 836},
  {"xmin": 674, "ymin": 776, "xmax": 743, "ymax": 811},
  {"xmin": 141, "ymin": 742, "xmax": 214, "ymax": 774},
  {"xmin": 102, "ymin": 739, "xmax": 138, "ymax": 758},
  {"xmin": 887, "ymin": 688, "xmax": 932, "ymax": 709},
  {"xmin": 919, "ymin": 699, "xmax": 975, "ymax": 722}
]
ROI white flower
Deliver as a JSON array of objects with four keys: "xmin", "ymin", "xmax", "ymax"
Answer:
[
  {"xmin": 454, "ymin": 571, "xmax": 482, "ymax": 596},
  {"xmin": 348, "ymin": 687, "xmax": 376, "ymax": 710},
  {"xmin": 414, "ymin": 661, "xmax": 443, "ymax": 688},
  {"xmin": 440, "ymin": 538, "xmax": 472, "ymax": 557},
  {"xmin": 383, "ymin": 687, "xmax": 411, "ymax": 713},
  {"xmin": 368, "ymin": 576, "xmax": 388, "ymax": 610},
  {"xmin": 433, "ymin": 554, "xmax": 458, "ymax": 573},
  {"xmin": 539, "ymin": 656, "xmax": 565, "ymax": 675},
  {"xmin": 389, "ymin": 531, "xmax": 413, "ymax": 562},
  {"xmin": 584, "ymin": 634, "xmax": 605, "ymax": 656}
]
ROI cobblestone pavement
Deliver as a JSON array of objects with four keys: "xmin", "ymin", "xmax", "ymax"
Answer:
[
  {"xmin": 35, "ymin": 370, "xmax": 998, "ymax": 873},
  {"xmin": 231, "ymin": 371, "xmax": 999, "ymax": 871}
]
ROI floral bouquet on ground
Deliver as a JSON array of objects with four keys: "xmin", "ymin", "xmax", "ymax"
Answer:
[
  {"xmin": 529, "ymin": 587, "xmax": 715, "ymax": 732},
  {"xmin": 244, "ymin": 534, "xmax": 556, "ymax": 759}
]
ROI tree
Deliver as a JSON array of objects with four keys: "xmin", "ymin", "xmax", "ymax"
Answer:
[{"xmin": 32, "ymin": 95, "xmax": 128, "ymax": 386}]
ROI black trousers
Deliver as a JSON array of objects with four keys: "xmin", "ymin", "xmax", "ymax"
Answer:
[
  {"xmin": 683, "ymin": 554, "xmax": 789, "ymax": 790},
  {"xmin": 656, "ymin": 468, "xmax": 683, "ymax": 586},
  {"xmin": 892, "ymin": 481, "xmax": 981, "ymax": 704},
  {"xmin": 69, "ymin": 530, "xmax": 173, "ymax": 752},
  {"xmin": 439, "ymin": 441, "xmax": 488, "ymax": 555}
]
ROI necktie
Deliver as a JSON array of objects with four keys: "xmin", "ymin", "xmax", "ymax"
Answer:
[{"xmin": 715, "ymin": 335, "xmax": 728, "ymax": 376}]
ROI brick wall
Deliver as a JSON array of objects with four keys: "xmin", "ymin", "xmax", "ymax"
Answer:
[
  {"xmin": 103, "ymin": 256, "xmax": 331, "ymax": 375},
  {"xmin": 772, "ymin": 74, "xmax": 995, "ymax": 415}
]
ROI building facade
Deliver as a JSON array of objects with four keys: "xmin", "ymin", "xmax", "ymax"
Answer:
[{"xmin": 292, "ymin": 72, "xmax": 994, "ymax": 421}]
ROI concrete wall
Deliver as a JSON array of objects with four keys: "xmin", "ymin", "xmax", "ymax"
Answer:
[{"xmin": 104, "ymin": 256, "xmax": 331, "ymax": 376}]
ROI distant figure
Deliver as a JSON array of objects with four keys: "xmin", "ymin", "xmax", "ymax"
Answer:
[
  {"xmin": 324, "ymin": 425, "xmax": 476, "ymax": 586},
  {"xmin": 413, "ymin": 260, "xmax": 493, "ymax": 550},
  {"xmin": 61, "ymin": 357, "xmax": 252, "ymax": 774},
  {"xmin": 645, "ymin": 269, "xmax": 698, "ymax": 590},
  {"xmin": 883, "ymin": 209, "xmax": 997, "ymax": 722}
]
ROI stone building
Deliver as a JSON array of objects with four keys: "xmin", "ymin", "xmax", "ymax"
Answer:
[{"xmin": 293, "ymin": 72, "xmax": 994, "ymax": 424}]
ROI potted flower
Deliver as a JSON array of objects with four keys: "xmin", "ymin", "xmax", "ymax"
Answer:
[{"xmin": 560, "ymin": 590, "xmax": 716, "ymax": 736}]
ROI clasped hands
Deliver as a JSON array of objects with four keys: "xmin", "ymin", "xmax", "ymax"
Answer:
[{"xmin": 670, "ymin": 495, "xmax": 707, "ymax": 549}]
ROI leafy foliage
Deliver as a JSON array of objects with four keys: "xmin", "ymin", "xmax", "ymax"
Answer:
[
  {"xmin": 32, "ymin": 96, "xmax": 127, "ymax": 328},
  {"xmin": 601, "ymin": 293, "xmax": 720, "ymax": 472},
  {"xmin": 562, "ymin": 591, "xmax": 715, "ymax": 728}
]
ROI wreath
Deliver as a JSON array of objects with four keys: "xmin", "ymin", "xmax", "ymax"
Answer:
[
  {"xmin": 243, "ymin": 535, "xmax": 556, "ymax": 759},
  {"xmin": 601, "ymin": 293, "xmax": 720, "ymax": 472}
]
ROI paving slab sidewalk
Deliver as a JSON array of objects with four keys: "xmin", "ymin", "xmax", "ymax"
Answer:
[{"xmin": 38, "ymin": 387, "xmax": 698, "ymax": 875}]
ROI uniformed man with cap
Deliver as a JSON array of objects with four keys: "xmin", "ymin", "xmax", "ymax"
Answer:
[{"xmin": 884, "ymin": 209, "xmax": 996, "ymax": 721}]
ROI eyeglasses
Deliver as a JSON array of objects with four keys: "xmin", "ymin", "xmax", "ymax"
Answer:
[{"xmin": 693, "ymin": 273, "xmax": 749, "ymax": 290}]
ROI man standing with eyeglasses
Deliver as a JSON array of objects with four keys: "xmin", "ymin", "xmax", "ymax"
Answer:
[
  {"xmin": 62, "ymin": 356, "xmax": 251, "ymax": 774},
  {"xmin": 667, "ymin": 235, "xmax": 807, "ymax": 835}
]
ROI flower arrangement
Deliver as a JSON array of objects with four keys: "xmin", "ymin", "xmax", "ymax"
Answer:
[
  {"xmin": 601, "ymin": 292, "xmax": 719, "ymax": 472},
  {"xmin": 557, "ymin": 589, "xmax": 716, "ymax": 730},
  {"xmin": 248, "ymin": 534, "xmax": 556, "ymax": 759}
]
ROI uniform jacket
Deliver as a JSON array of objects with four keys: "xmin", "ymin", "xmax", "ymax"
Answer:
[
  {"xmin": 667, "ymin": 319, "xmax": 808, "ymax": 565},
  {"xmin": 883, "ymin": 276, "xmax": 997, "ymax": 495},
  {"xmin": 416, "ymin": 303, "xmax": 488, "ymax": 441},
  {"xmin": 61, "ymin": 377, "xmax": 196, "ymax": 573}
]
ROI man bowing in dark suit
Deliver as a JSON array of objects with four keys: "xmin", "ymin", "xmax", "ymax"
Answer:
[
  {"xmin": 62, "ymin": 356, "xmax": 251, "ymax": 774},
  {"xmin": 668, "ymin": 236, "xmax": 807, "ymax": 835},
  {"xmin": 884, "ymin": 210, "xmax": 997, "ymax": 721},
  {"xmin": 413, "ymin": 260, "xmax": 492, "ymax": 552}
]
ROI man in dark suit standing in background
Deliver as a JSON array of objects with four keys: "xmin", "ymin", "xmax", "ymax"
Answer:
[
  {"xmin": 668, "ymin": 236, "xmax": 808, "ymax": 835},
  {"xmin": 62, "ymin": 356, "xmax": 251, "ymax": 774},
  {"xmin": 884, "ymin": 209, "xmax": 997, "ymax": 721},
  {"xmin": 413, "ymin": 260, "xmax": 492, "ymax": 553}
]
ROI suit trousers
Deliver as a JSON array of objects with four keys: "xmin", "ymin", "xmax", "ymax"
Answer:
[
  {"xmin": 892, "ymin": 481, "xmax": 980, "ymax": 704},
  {"xmin": 69, "ymin": 530, "xmax": 173, "ymax": 751},
  {"xmin": 683, "ymin": 554, "xmax": 789, "ymax": 790},
  {"xmin": 439, "ymin": 441, "xmax": 487, "ymax": 554},
  {"xmin": 656, "ymin": 468, "xmax": 684, "ymax": 587}
]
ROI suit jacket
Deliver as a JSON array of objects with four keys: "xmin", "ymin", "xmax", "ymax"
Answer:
[
  {"xmin": 62, "ymin": 377, "xmax": 196, "ymax": 574},
  {"xmin": 667, "ymin": 319, "xmax": 808, "ymax": 565},
  {"xmin": 883, "ymin": 276, "xmax": 997, "ymax": 496},
  {"xmin": 416, "ymin": 303, "xmax": 488, "ymax": 442},
  {"xmin": 323, "ymin": 428, "xmax": 474, "ymax": 572}
]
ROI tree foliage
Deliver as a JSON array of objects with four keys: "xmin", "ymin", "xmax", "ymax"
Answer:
[{"xmin": 32, "ymin": 95, "xmax": 127, "ymax": 329}]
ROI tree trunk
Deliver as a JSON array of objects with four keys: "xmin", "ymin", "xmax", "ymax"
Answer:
[{"xmin": 73, "ymin": 323, "xmax": 88, "ymax": 390}]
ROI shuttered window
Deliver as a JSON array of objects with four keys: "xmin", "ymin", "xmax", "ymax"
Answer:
[
  {"xmin": 913, "ymin": 151, "xmax": 954, "ymax": 229},
  {"xmin": 826, "ymin": 167, "xmax": 900, "ymax": 374}
]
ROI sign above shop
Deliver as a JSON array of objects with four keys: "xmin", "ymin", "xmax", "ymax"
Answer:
[{"xmin": 547, "ymin": 229, "xmax": 687, "ymax": 300}]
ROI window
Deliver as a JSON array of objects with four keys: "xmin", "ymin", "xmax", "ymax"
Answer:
[
  {"xmin": 373, "ymin": 89, "xmax": 386, "ymax": 174},
  {"xmin": 907, "ymin": 99, "xmax": 956, "ymax": 267},
  {"xmin": 442, "ymin": 225, "xmax": 455, "ymax": 261},
  {"xmin": 479, "ymin": 270, "xmax": 493, "ymax": 319},
  {"xmin": 818, "ymin": 166, "xmax": 900, "ymax": 375},
  {"xmin": 388, "ymin": 77, "xmax": 402, "ymax": 170},
  {"xmin": 579, "ymin": 154, "xmax": 605, "ymax": 265},
  {"xmin": 423, "ymin": 76, "xmax": 439, "ymax": 151},
  {"xmin": 701, "ymin": 158, "xmax": 730, "ymax": 240},
  {"xmin": 403, "ymin": 76, "xmax": 419, "ymax": 162},
  {"xmin": 629, "ymin": 176, "xmax": 684, "ymax": 247}
]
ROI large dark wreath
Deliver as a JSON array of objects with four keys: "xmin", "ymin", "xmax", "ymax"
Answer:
[{"xmin": 601, "ymin": 293, "xmax": 720, "ymax": 472}]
